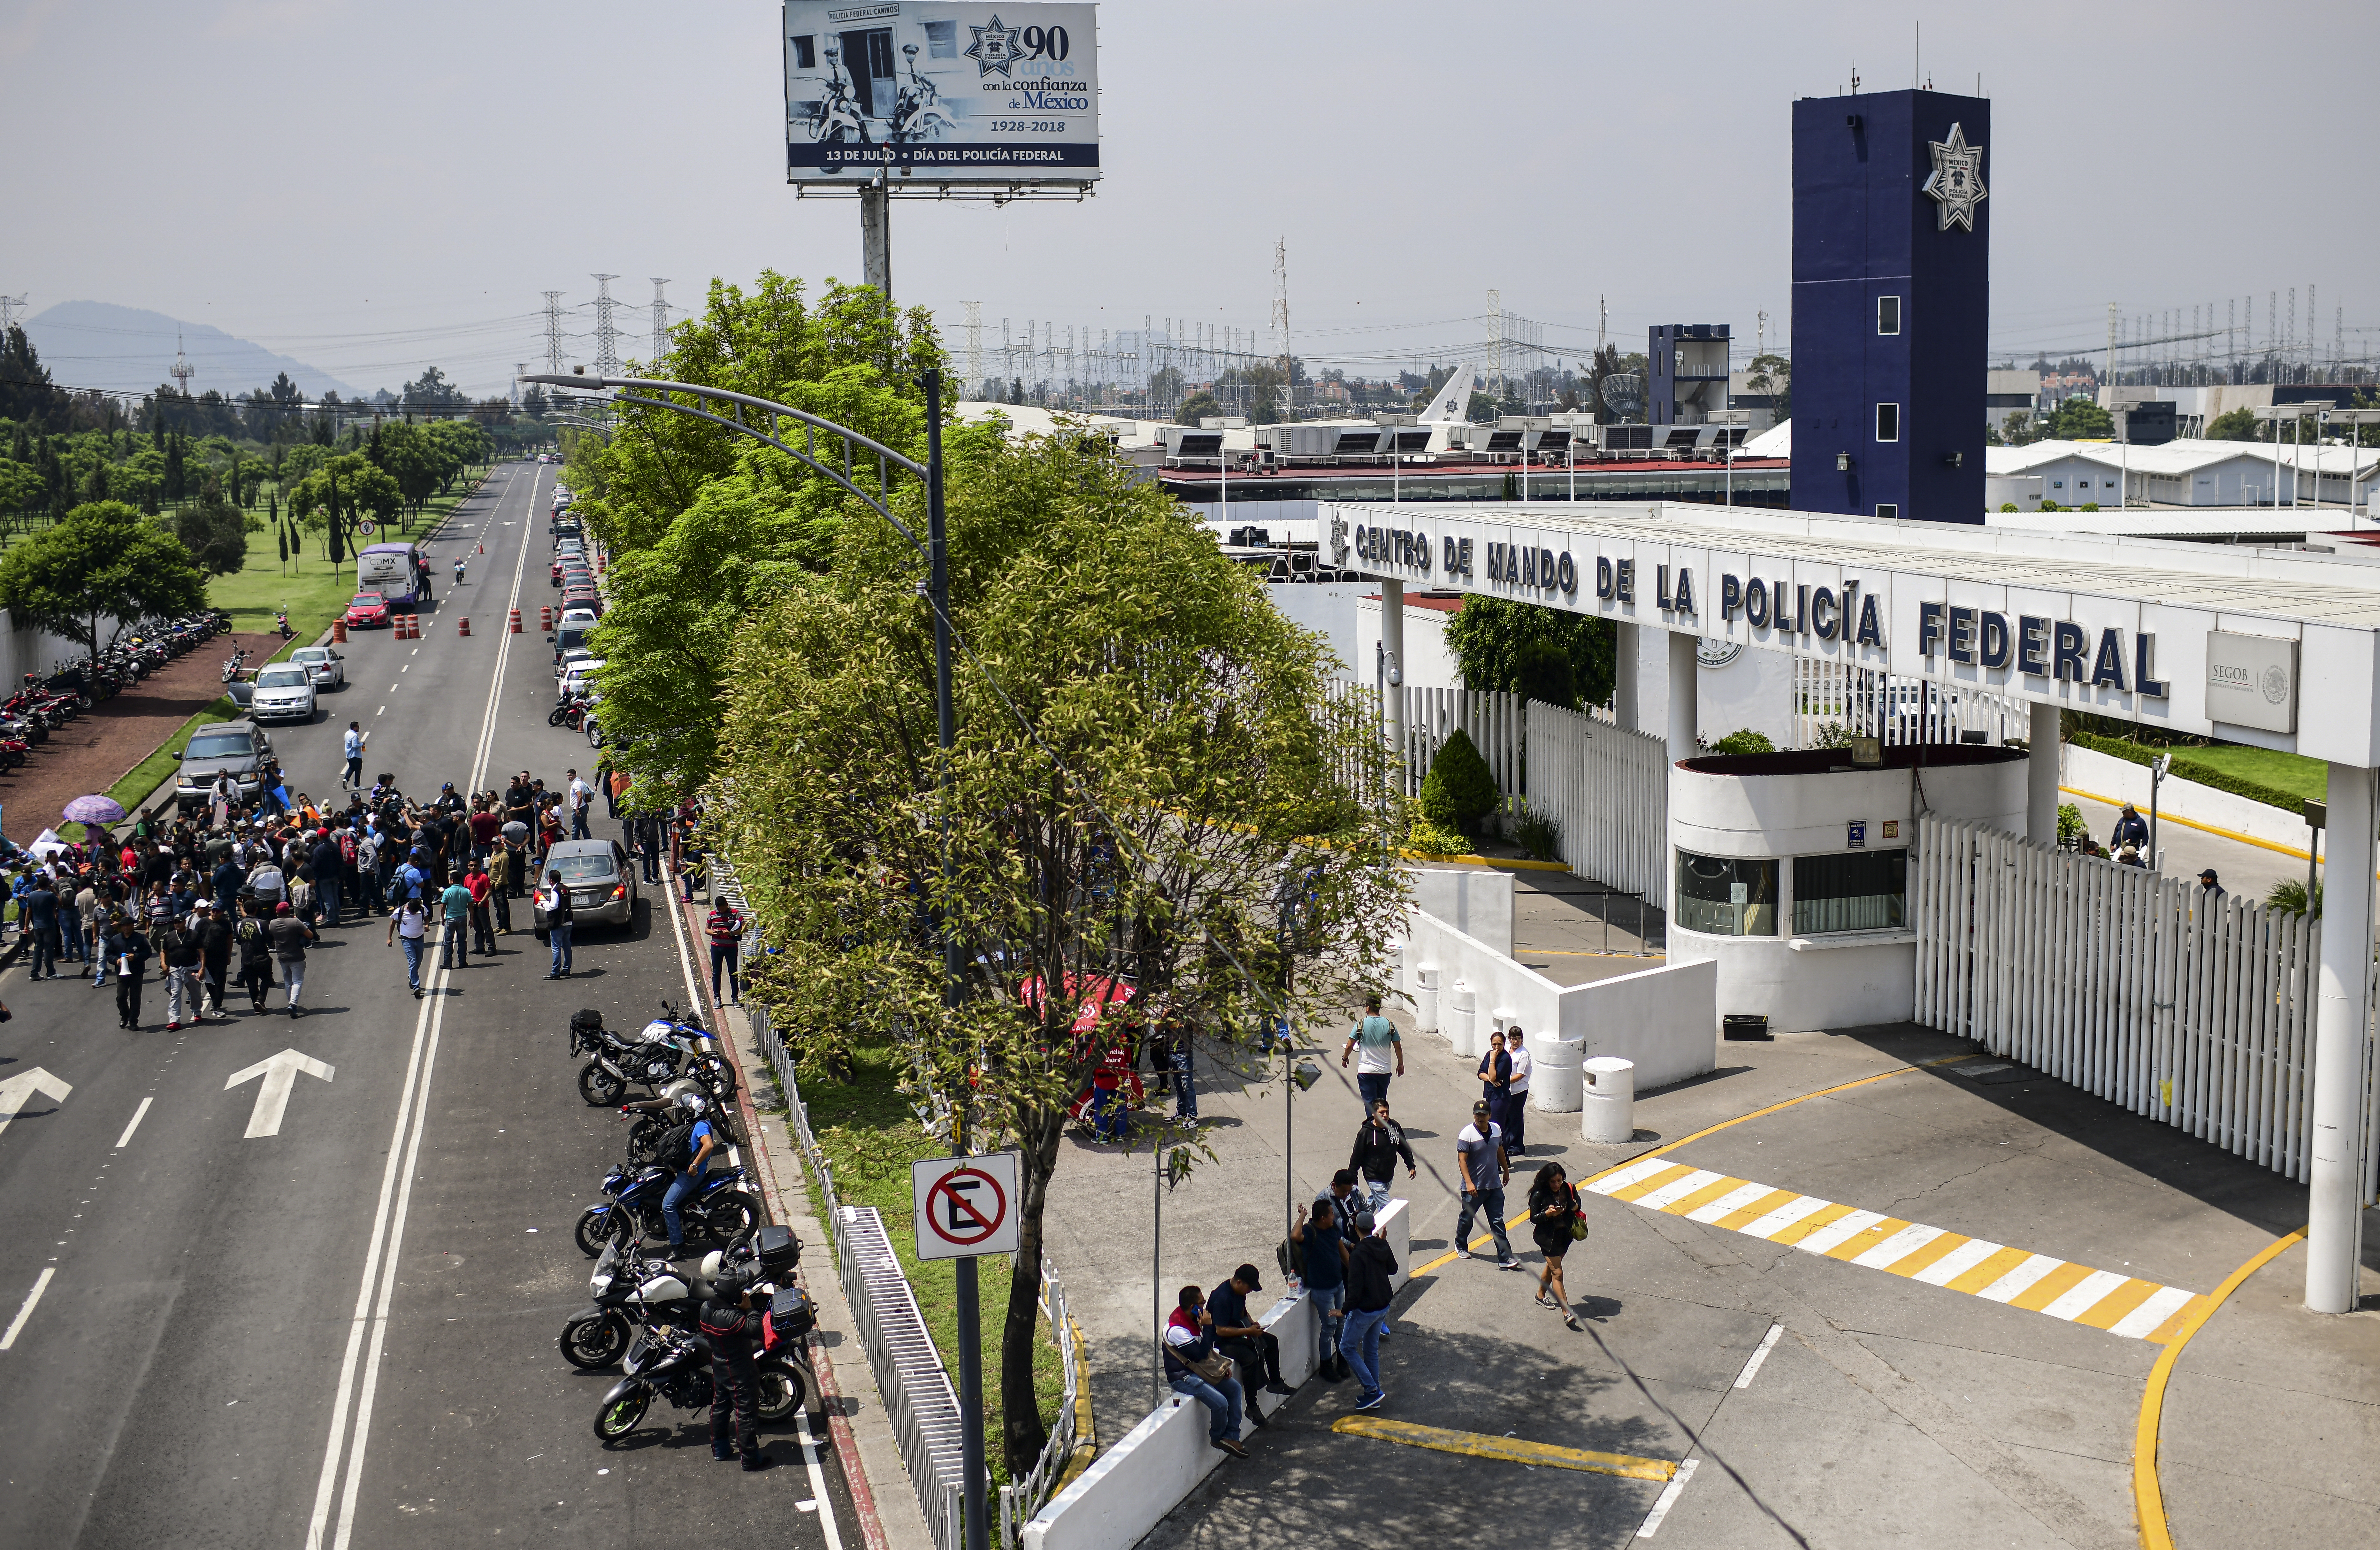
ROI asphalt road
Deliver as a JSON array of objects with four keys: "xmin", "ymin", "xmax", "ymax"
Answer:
[{"xmin": 0, "ymin": 462, "xmax": 856, "ymax": 1548}]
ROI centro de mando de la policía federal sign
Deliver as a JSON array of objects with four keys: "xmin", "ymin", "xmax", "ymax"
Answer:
[
  {"xmin": 783, "ymin": 2, "xmax": 1099, "ymax": 183},
  {"xmin": 1325, "ymin": 509, "xmax": 2322, "ymax": 738}
]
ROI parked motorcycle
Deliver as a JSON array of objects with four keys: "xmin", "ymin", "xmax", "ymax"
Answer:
[
  {"xmin": 573, "ymin": 1161, "xmax": 761, "ymax": 1256},
  {"xmin": 588, "ymin": 1230, "xmax": 820, "ymax": 1437}
]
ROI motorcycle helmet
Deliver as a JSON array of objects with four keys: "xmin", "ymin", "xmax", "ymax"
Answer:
[{"xmin": 675, "ymin": 1091, "xmax": 708, "ymax": 1116}]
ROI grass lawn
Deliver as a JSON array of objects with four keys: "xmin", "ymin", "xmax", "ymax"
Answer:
[
  {"xmin": 2174, "ymin": 744, "xmax": 2327, "ymax": 803},
  {"xmin": 775, "ymin": 1038, "xmax": 1065, "ymax": 1487},
  {"xmin": 105, "ymin": 694, "xmax": 240, "ymax": 813}
]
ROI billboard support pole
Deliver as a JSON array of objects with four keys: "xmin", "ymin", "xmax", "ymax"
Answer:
[{"xmin": 861, "ymin": 170, "xmax": 892, "ymax": 301}]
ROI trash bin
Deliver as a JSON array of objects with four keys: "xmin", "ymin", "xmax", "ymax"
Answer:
[
  {"xmin": 1581, "ymin": 1056, "xmax": 1636, "ymax": 1143},
  {"xmin": 1446, "ymin": 980, "xmax": 1477, "ymax": 1057},
  {"xmin": 1532, "ymin": 1033, "xmax": 1584, "ymax": 1112},
  {"xmin": 1413, "ymin": 962, "xmax": 1441, "ymax": 1034}
]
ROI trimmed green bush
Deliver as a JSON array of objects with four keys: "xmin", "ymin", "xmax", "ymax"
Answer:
[
  {"xmin": 1419, "ymin": 727, "xmax": 1498, "ymax": 835},
  {"xmin": 1708, "ymin": 728, "xmax": 1777, "ymax": 756},
  {"xmin": 2068, "ymin": 730, "xmax": 2304, "ymax": 815}
]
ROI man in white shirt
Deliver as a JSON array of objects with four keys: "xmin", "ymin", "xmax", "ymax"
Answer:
[
  {"xmin": 566, "ymin": 769, "xmax": 593, "ymax": 840},
  {"xmin": 1504, "ymin": 1026, "xmax": 1533, "ymax": 1157},
  {"xmin": 342, "ymin": 722, "xmax": 367, "ymax": 789}
]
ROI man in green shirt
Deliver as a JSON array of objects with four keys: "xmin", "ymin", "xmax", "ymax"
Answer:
[
  {"xmin": 1340, "ymin": 993, "xmax": 1404, "ymax": 1109},
  {"xmin": 439, "ymin": 878, "xmax": 474, "ymax": 969}
]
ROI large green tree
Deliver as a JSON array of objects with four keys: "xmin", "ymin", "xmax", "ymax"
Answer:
[
  {"xmin": 173, "ymin": 480, "xmax": 249, "ymax": 575},
  {"xmin": 1445, "ymin": 595, "xmax": 1616, "ymax": 711},
  {"xmin": 709, "ymin": 426, "xmax": 1408, "ymax": 1481},
  {"xmin": 0, "ymin": 501, "xmax": 207, "ymax": 661},
  {"xmin": 2045, "ymin": 396, "xmax": 2115, "ymax": 440}
]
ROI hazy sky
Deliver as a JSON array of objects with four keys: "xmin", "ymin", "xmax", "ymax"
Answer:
[{"xmin": 6, "ymin": 1, "xmax": 2375, "ymax": 399}]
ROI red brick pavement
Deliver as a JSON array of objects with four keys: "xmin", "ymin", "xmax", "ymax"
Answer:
[{"xmin": 0, "ymin": 631, "xmax": 286, "ymax": 845}]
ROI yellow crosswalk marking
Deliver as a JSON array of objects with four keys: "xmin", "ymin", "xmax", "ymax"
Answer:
[{"xmin": 1586, "ymin": 1164, "xmax": 2204, "ymax": 1342}]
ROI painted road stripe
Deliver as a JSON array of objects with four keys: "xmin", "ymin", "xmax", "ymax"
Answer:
[
  {"xmin": 1731, "ymin": 1324, "xmax": 1784, "ymax": 1390},
  {"xmin": 1635, "ymin": 1457, "xmax": 1699, "ymax": 1538},
  {"xmin": 113, "ymin": 1096, "xmax": 153, "ymax": 1149},
  {"xmin": 1, "ymin": 1268, "xmax": 55, "ymax": 1349},
  {"xmin": 1588, "ymin": 1164, "xmax": 2204, "ymax": 1341},
  {"xmin": 1333, "ymin": 1416, "xmax": 1677, "ymax": 1482}
]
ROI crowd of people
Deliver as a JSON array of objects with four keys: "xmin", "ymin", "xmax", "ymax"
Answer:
[{"xmin": 2, "ymin": 765, "xmax": 702, "ymax": 1028}]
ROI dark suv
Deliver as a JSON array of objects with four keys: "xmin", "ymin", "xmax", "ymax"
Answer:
[{"xmin": 174, "ymin": 720, "xmax": 273, "ymax": 811}]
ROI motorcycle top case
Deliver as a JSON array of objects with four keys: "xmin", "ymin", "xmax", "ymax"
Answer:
[
  {"xmin": 570, "ymin": 1009, "xmax": 605, "ymax": 1034},
  {"xmin": 765, "ymin": 1286, "xmax": 817, "ymax": 1347},
  {"xmin": 754, "ymin": 1224, "xmax": 801, "ymax": 1276}
]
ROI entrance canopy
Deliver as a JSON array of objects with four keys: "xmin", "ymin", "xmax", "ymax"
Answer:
[{"xmin": 1325, "ymin": 500, "xmax": 2380, "ymax": 767}]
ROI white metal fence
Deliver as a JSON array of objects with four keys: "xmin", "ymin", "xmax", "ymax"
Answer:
[
  {"xmin": 998, "ymin": 1258, "xmax": 1090, "ymax": 1548},
  {"xmin": 1324, "ymin": 682, "xmax": 1526, "ymax": 809},
  {"xmin": 1793, "ymin": 659, "xmax": 2028, "ymax": 749},
  {"xmin": 1913, "ymin": 817, "xmax": 2380, "ymax": 1201},
  {"xmin": 1525, "ymin": 699, "xmax": 1671, "ymax": 909}
]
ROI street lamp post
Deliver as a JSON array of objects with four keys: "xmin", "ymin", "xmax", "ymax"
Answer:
[
  {"xmin": 1710, "ymin": 408, "xmax": 1750, "ymax": 507},
  {"xmin": 517, "ymin": 367, "xmax": 986, "ymax": 1550}
]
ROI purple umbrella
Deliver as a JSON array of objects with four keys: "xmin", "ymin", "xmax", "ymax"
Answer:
[{"xmin": 63, "ymin": 794, "xmax": 126, "ymax": 825}]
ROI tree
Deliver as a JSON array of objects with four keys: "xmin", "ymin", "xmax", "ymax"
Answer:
[
  {"xmin": 276, "ymin": 517, "xmax": 288, "ymax": 570},
  {"xmin": 0, "ymin": 325, "xmax": 67, "ymax": 429},
  {"xmin": 521, "ymin": 383, "xmax": 551, "ymax": 420},
  {"xmin": 1742, "ymin": 353, "xmax": 1792, "ymax": 421},
  {"xmin": 2207, "ymin": 406, "xmax": 2261, "ymax": 441},
  {"xmin": 707, "ymin": 426, "xmax": 1408, "ymax": 1481},
  {"xmin": 1444, "ymin": 595, "xmax": 1615, "ymax": 711},
  {"xmin": 174, "ymin": 480, "xmax": 249, "ymax": 575},
  {"xmin": 1465, "ymin": 391, "xmax": 1498, "ymax": 424},
  {"xmin": 1419, "ymin": 728, "xmax": 1499, "ymax": 834},
  {"xmin": 286, "ymin": 452, "xmax": 400, "ymax": 573},
  {"xmin": 0, "ymin": 501, "xmax": 206, "ymax": 663},
  {"xmin": 2045, "ymin": 397, "xmax": 2114, "ymax": 440},
  {"xmin": 1176, "ymin": 390, "xmax": 1222, "ymax": 425}
]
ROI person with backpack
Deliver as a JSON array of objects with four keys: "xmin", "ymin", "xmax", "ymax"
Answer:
[
  {"xmin": 539, "ymin": 867, "xmax": 574, "ymax": 978},
  {"xmin": 658, "ymin": 1092, "xmax": 717, "ymax": 1259},
  {"xmin": 1289, "ymin": 1195, "xmax": 1352, "ymax": 1381},
  {"xmin": 696, "ymin": 1269, "xmax": 771, "ymax": 1471},
  {"xmin": 160, "ymin": 918, "xmax": 204, "ymax": 1030},
  {"xmin": 235, "ymin": 902, "xmax": 274, "ymax": 1013},
  {"xmin": 387, "ymin": 896, "xmax": 429, "ymax": 998},
  {"xmin": 1338, "ymin": 1210, "xmax": 1400, "ymax": 1412}
]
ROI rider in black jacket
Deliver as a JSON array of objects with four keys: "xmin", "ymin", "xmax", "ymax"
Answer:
[{"xmin": 698, "ymin": 1276, "xmax": 771, "ymax": 1470}]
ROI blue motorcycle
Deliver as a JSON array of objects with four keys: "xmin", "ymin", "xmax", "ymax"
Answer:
[{"xmin": 574, "ymin": 1161, "xmax": 761, "ymax": 1256}]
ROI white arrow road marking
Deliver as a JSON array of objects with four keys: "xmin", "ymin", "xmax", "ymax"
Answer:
[
  {"xmin": 0, "ymin": 1068, "xmax": 72, "ymax": 1142},
  {"xmin": 226, "ymin": 1050, "xmax": 335, "ymax": 1139}
]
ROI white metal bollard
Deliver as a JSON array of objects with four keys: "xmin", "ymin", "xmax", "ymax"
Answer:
[
  {"xmin": 1581, "ymin": 1056, "xmax": 1636, "ymax": 1143},
  {"xmin": 1413, "ymin": 962, "xmax": 1441, "ymax": 1034},
  {"xmin": 1446, "ymin": 980, "xmax": 1478, "ymax": 1058},
  {"xmin": 1531, "ymin": 1033, "xmax": 1585, "ymax": 1112}
]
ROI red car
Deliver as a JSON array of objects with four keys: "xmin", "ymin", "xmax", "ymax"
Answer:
[
  {"xmin": 560, "ymin": 587, "xmax": 604, "ymax": 618},
  {"xmin": 345, "ymin": 591, "xmax": 392, "ymax": 628}
]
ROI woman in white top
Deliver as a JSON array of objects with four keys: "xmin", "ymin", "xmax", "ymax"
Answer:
[{"xmin": 386, "ymin": 896, "xmax": 429, "ymax": 998}]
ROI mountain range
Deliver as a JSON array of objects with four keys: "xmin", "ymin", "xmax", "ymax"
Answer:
[{"xmin": 21, "ymin": 300, "xmax": 357, "ymax": 401}]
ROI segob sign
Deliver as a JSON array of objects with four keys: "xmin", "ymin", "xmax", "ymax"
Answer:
[
  {"xmin": 2204, "ymin": 630, "xmax": 2299, "ymax": 734},
  {"xmin": 783, "ymin": 2, "xmax": 1100, "ymax": 185}
]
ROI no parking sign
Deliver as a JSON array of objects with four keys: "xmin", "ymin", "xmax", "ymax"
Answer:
[{"xmin": 911, "ymin": 1153, "xmax": 1022, "ymax": 1261}]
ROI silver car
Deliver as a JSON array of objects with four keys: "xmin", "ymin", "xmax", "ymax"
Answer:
[
  {"xmin": 290, "ymin": 646, "xmax": 347, "ymax": 689},
  {"xmin": 534, "ymin": 838, "xmax": 639, "ymax": 933},
  {"xmin": 249, "ymin": 663, "xmax": 318, "ymax": 723}
]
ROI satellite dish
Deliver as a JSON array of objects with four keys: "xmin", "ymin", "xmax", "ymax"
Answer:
[{"xmin": 1598, "ymin": 372, "xmax": 1645, "ymax": 422}]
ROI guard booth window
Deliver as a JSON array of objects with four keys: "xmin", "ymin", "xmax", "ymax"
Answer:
[
  {"xmin": 1676, "ymin": 852, "xmax": 1778, "ymax": 937},
  {"xmin": 1792, "ymin": 848, "xmax": 1908, "ymax": 934}
]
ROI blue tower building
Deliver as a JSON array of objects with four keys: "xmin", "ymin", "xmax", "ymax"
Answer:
[{"xmin": 1791, "ymin": 89, "xmax": 1989, "ymax": 523}]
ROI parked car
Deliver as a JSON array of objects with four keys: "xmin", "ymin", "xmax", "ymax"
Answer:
[
  {"xmin": 560, "ymin": 588, "xmax": 603, "ymax": 618},
  {"xmin": 555, "ymin": 646, "xmax": 597, "ymax": 681},
  {"xmin": 249, "ymin": 663, "xmax": 318, "ymax": 723},
  {"xmin": 533, "ymin": 838, "xmax": 639, "ymax": 933},
  {"xmin": 290, "ymin": 646, "xmax": 347, "ymax": 689},
  {"xmin": 346, "ymin": 591, "xmax": 392, "ymax": 628},
  {"xmin": 174, "ymin": 720, "xmax": 274, "ymax": 810},
  {"xmin": 561, "ymin": 658, "xmax": 607, "ymax": 700}
]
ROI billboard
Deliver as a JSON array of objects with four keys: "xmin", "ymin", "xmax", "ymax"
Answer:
[{"xmin": 783, "ymin": 2, "xmax": 1099, "ymax": 185}]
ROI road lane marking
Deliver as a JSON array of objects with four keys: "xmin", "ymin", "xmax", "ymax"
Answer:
[
  {"xmin": 0, "ymin": 1067, "xmax": 72, "ymax": 1142},
  {"xmin": 306, "ymin": 460, "xmax": 539, "ymax": 1550},
  {"xmin": 1731, "ymin": 1323, "xmax": 1783, "ymax": 1390},
  {"xmin": 1, "ymin": 1268, "xmax": 55, "ymax": 1349},
  {"xmin": 225, "ymin": 1049, "xmax": 335, "ymax": 1138},
  {"xmin": 1634, "ymin": 1457, "xmax": 1698, "ymax": 1538},
  {"xmin": 113, "ymin": 1096, "xmax": 152, "ymax": 1148},
  {"xmin": 1332, "ymin": 1415, "xmax": 1677, "ymax": 1481},
  {"xmin": 1586, "ymin": 1161, "xmax": 2206, "ymax": 1341},
  {"xmin": 794, "ymin": 1411, "xmax": 847, "ymax": 1550}
]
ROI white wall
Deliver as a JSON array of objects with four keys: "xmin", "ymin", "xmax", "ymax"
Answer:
[
  {"xmin": 1261, "ymin": 582, "xmax": 1372, "ymax": 681},
  {"xmin": 1355, "ymin": 596, "xmax": 1463, "ymax": 692},
  {"xmin": 1408, "ymin": 867, "xmax": 1513, "ymax": 956},
  {"xmin": 1023, "ymin": 1200, "xmax": 1410, "ymax": 1550},
  {"xmin": 1622, "ymin": 638, "xmax": 1799, "ymax": 752},
  {"xmin": 2060, "ymin": 741, "xmax": 2329, "ymax": 858},
  {"xmin": 0, "ymin": 611, "xmax": 109, "ymax": 689}
]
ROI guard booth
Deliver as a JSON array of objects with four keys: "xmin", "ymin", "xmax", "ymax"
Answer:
[{"xmin": 1332, "ymin": 495, "xmax": 2380, "ymax": 1317}]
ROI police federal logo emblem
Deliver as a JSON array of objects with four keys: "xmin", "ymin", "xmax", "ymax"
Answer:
[
  {"xmin": 965, "ymin": 15, "xmax": 1023, "ymax": 77},
  {"xmin": 1923, "ymin": 122, "xmax": 1987, "ymax": 232}
]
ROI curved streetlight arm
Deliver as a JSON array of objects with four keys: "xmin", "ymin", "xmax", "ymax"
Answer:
[
  {"xmin": 521, "ymin": 372, "xmax": 927, "ymax": 479},
  {"xmin": 611, "ymin": 391, "xmax": 920, "ymax": 550}
]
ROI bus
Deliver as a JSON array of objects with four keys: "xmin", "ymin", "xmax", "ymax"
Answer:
[{"xmin": 356, "ymin": 542, "xmax": 429, "ymax": 611}]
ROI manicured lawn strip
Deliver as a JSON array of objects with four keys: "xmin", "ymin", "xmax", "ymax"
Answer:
[
  {"xmin": 104, "ymin": 694, "xmax": 240, "ymax": 813},
  {"xmin": 2069, "ymin": 731, "xmax": 2317, "ymax": 814},
  {"xmin": 779, "ymin": 1037, "xmax": 1063, "ymax": 1487},
  {"xmin": 2164, "ymin": 743, "xmax": 2325, "ymax": 805}
]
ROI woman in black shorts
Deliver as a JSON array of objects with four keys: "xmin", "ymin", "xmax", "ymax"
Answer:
[{"xmin": 1527, "ymin": 1161, "xmax": 1583, "ymax": 1330}]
